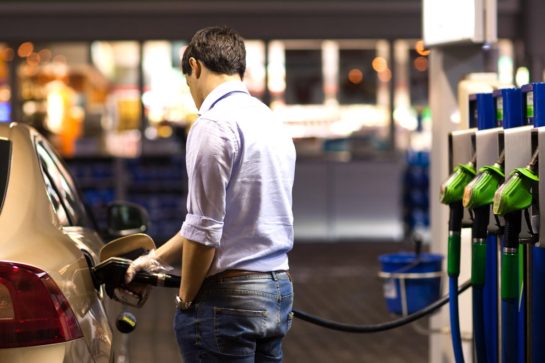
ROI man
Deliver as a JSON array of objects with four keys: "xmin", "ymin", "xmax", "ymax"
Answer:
[{"xmin": 126, "ymin": 26, "xmax": 296, "ymax": 362}]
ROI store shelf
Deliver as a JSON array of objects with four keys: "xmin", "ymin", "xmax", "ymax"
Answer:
[
  {"xmin": 125, "ymin": 155, "xmax": 187, "ymax": 243},
  {"xmin": 401, "ymin": 150, "xmax": 430, "ymax": 242},
  {"xmin": 66, "ymin": 154, "xmax": 187, "ymax": 243}
]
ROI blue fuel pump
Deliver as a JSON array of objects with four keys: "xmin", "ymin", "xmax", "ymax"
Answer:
[
  {"xmin": 522, "ymin": 81, "xmax": 545, "ymax": 363},
  {"xmin": 441, "ymin": 128, "xmax": 476, "ymax": 363},
  {"xmin": 465, "ymin": 92, "xmax": 498, "ymax": 363},
  {"xmin": 493, "ymin": 87, "xmax": 529, "ymax": 363}
]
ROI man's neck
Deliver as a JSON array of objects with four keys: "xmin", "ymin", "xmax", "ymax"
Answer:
[{"xmin": 200, "ymin": 73, "xmax": 241, "ymax": 103}]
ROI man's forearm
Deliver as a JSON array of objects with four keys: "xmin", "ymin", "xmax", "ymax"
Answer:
[
  {"xmin": 179, "ymin": 238, "xmax": 216, "ymax": 302},
  {"xmin": 155, "ymin": 233, "xmax": 184, "ymax": 265}
]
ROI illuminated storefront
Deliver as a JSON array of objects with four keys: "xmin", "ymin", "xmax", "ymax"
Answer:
[{"xmin": 0, "ymin": 37, "xmax": 515, "ymax": 159}]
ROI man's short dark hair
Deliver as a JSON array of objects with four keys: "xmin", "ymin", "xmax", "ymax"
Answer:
[{"xmin": 181, "ymin": 26, "xmax": 246, "ymax": 79}]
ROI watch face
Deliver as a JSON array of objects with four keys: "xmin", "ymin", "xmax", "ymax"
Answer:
[{"xmin": 176, "ymin": 296, "xmax": 192, "ymax": 310}]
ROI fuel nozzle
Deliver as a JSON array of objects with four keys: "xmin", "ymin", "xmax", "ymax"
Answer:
[
  {"xmin": 461, "ymin": 152, "xmax": 505, "ymax": 291},
  {"xmin": 493, "ymin": 149, "xmax": 539, "ymax": 217},
  {"xmin": 492, "ymin": 149, "xmax": 539, "ymax": 304},
  {"xmin": 440, "ymin": 157, "xmax": 476, "ymax": 279},
  {"xmin": 463, "ymin": 151, "xmax": 505, "ymax": 209},
  {"xmin": 441, "ymin": 156, "xmax": 475, "ymax": 363},
  {"xmin": 440, "ymin": 160, "xmax": 477, "ymax": 205}
]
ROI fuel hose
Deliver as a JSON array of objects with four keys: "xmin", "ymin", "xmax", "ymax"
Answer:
[
  {"xmin": 462, "ymin": 151, "xmax": 504, "ymax": 363},
  {"xmin": 501, "ymin": 210, "xmax": 522, "ymax": 363},
  {"xmin": 439, "ymin": 158, "xmax": 476, "ymax": 363},
  {"xmin": 292, "ymin": 279, "xmax": 471, "ymax": 333},
  {"xmin": 471, "ymin": 205, "xmax": 489, "ymax": 363},
  {"xmin": 447, "ymin": 201, "xmax": 465, "ymax": 363},
  {"xmin": 493, "ymin": 149, "xmax": 539, "ymax": 363},
  {"xmin": 127, "ymin": 269, "xmax": 472, "ymax": 334}
]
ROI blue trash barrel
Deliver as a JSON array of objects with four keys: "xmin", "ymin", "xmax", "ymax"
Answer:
[{"xmin": 379, "ymin": 252, "xmax": 443, "ymax": 315}]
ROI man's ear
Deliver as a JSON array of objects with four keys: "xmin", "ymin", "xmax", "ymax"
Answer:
[{"xmin": 189, "ymin": 57, "xmax": 201, "ymax": 79}]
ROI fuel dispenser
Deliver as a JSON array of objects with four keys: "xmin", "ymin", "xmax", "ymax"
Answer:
[
  {"xmin": 440, "ymin": 120, "xmax": 476, "ymax": 363},
  {"xmin": 463, "ymin": 91, "xmax": 503, "ymax": 363},
  {"xmin": 524, "ymin": 81, "xmax": 545, "ymax": 363},
  {"xmin": 458, "ymin": 85, "xmax": 545, "ymax": 363},
  {"xmin": 493, "ymin": 85, "xmax": 539, "ymax": 363}
]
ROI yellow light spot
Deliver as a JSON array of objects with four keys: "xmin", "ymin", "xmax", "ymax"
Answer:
[
  {"xmin": 157, "ymin": 125, "xmax": 173, "ymax": 138},
  {"xmin": 415, "ymin": 40, "xmax": 431, "ymax": 56},
  {"xmin": 372, "ymin": 57, "xmax": 387, "ymax": 73}
]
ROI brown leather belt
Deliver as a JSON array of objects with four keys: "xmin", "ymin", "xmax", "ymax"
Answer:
[{"xmin": 210, "ymin": 269, "xmax": 291, "ymax": 280}]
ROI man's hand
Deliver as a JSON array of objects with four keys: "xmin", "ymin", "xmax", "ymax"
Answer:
[{"xmin": 125, "ymin": 250, "xmax": 173, "ymax": 284}]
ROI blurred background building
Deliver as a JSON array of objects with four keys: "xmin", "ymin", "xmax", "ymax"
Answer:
[{"xmin": 0, "ymin": 0, "xmax": 531, "ymax": 244}]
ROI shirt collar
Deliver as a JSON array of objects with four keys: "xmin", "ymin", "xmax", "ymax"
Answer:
[{"xmin": 198, "ymin": 80, "xmax": 249, "ymax": 116}]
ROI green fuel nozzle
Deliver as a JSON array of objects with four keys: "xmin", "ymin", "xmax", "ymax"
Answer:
[
  {"xmin": 463, "ymin": 151, "xmax": 505, "ymax": 209},
  {"xmin": 493, "ymin": 150, "xmax": 539, "ymax": 217},
  {"xmin": 492, "ymin": 150, "xmax": 538, "ymax": 301},
  {"xmin": 440, "ymin": 161, "xmax": 477, "ymax": 205},
  {"xmin": 459, "ymin": 153, "xmax": 505, "ymax": 287},
  {"xmin": 441, "ymin": 157, "xmax": 476, "ymax": 279}
]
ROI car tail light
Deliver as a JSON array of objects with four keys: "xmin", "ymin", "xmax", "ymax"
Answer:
[{"xmin": 0, "ymin": 261, "xmax": 83, "ymax": 348}]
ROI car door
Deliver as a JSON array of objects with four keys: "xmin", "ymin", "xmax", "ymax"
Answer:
[{"xmin": 35, "ymin": 138, "xmax": 117, "ymax": 363}]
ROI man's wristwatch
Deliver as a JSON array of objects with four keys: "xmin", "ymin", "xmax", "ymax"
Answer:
[{"xmin": 175, "ymin": 295, "xmax": 193, "ymax": 310}]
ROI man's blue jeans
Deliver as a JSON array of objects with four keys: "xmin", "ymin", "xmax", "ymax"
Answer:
[{"xmin": 173, "ymin": 271, "xmax": 294, "ymax": 363}]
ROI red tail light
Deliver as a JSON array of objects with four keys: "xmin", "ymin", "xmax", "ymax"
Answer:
[{"xmin": 0, "ymin": 261, "xmax": 83, "ymax": 348}]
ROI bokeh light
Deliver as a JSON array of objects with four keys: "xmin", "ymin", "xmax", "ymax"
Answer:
[
  {"xmin": 415, "ymin": 40, "xmax": 431, "ymax": 56},
  {"xmin": 38, "ymin": 49, "xmax": 52, "ymax": 63},
  {"xmin": 26, "ymin": 52, "xmax": 41, "ymax": 67},
  {"xmin": 414, "ymin": 56, "xmax": 428, "ymax": 72},
  {"xmin": 378, "ymin": 68, "xmax": 392, "ymax": 82},
  {"xmin": 17, "ymin": 42, "xmax": 34, "ymax": 58},
  {"xmin": 347, "ymin": 68, "xmax": 364, "ymax": 84},
  {"xmin": 372, "ymin": 57, "xmax": 387, "ymax": 73}
]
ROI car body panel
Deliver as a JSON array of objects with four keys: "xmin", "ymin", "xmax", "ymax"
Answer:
[
  {"xmin": 0, "ymin": 340, "xmax": 96, "ymax": 363},
  {"xmin": 0, "ymin": 123, "xmax": 115, "ymax": 363}
]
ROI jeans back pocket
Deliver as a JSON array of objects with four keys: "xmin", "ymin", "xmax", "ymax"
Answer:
[{"xmin": 213, "ymin": 307, "xmax": 268, "ymax": 356}]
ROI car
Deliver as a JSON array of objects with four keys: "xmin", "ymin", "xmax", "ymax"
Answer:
[{"xmin": 0, "ymin": 122, "xmax": 150, "ymax": 363}]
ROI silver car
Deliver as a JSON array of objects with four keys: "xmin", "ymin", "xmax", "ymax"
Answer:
[{"xmin": 0, "ymin": 122, "xmax": 148, "ymax": 362}]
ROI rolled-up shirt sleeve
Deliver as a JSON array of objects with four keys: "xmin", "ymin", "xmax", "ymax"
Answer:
[{"xmin": 180, "ymin": 117, "xmax": 238, "ymax": 247}]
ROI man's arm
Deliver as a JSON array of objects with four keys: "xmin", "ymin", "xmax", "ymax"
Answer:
[
  {"xmin": 125, "ymin": 232, "xmax": 184, "ymax": 283},
  {"xmin": 179, "ymin": 238, "xmax": 216, "ymax": 302},
  {"xmin": 155, "ymin": 233, "xmax": 185, "ymax": 265},
  {"xmin": 176, "ymin": 118, "xmax": 235, "ymax": 300}
]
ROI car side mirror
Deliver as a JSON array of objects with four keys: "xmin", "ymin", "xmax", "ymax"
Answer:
[{"xmin": 107, "ymin": 202, "xmax": 149, "ymax": 239}]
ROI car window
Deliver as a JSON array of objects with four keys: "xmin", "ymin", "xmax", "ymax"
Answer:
[
  {"xmin": 42, "ymin": 169, "xmax": 70, "ymax": 226},
  {"xmin": 36, "ymin": 141, "xmax": 91, "ymax": 227},
  {"xmin": 0, "ymin": 139, "xmax": 11, "ymax": 214}
]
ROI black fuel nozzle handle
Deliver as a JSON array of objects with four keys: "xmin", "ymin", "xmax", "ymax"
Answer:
[
  {"xmin": 503, "ymin": 210, "xmax": 522, "ymax": 250},
  {"xmin": 449, "ymin": 201, "xmax": 464, "ymax": 233},
  {"xmin": 131, "ymin": 270, "xmax": 181, "ymax": 288},
  {"xmin": 472, "ymin": 205, "xmax": 490, "ymax": 240},
  {"xmin": 93, "ymin": 257, "xmax": 181, "ymax": 289}
]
